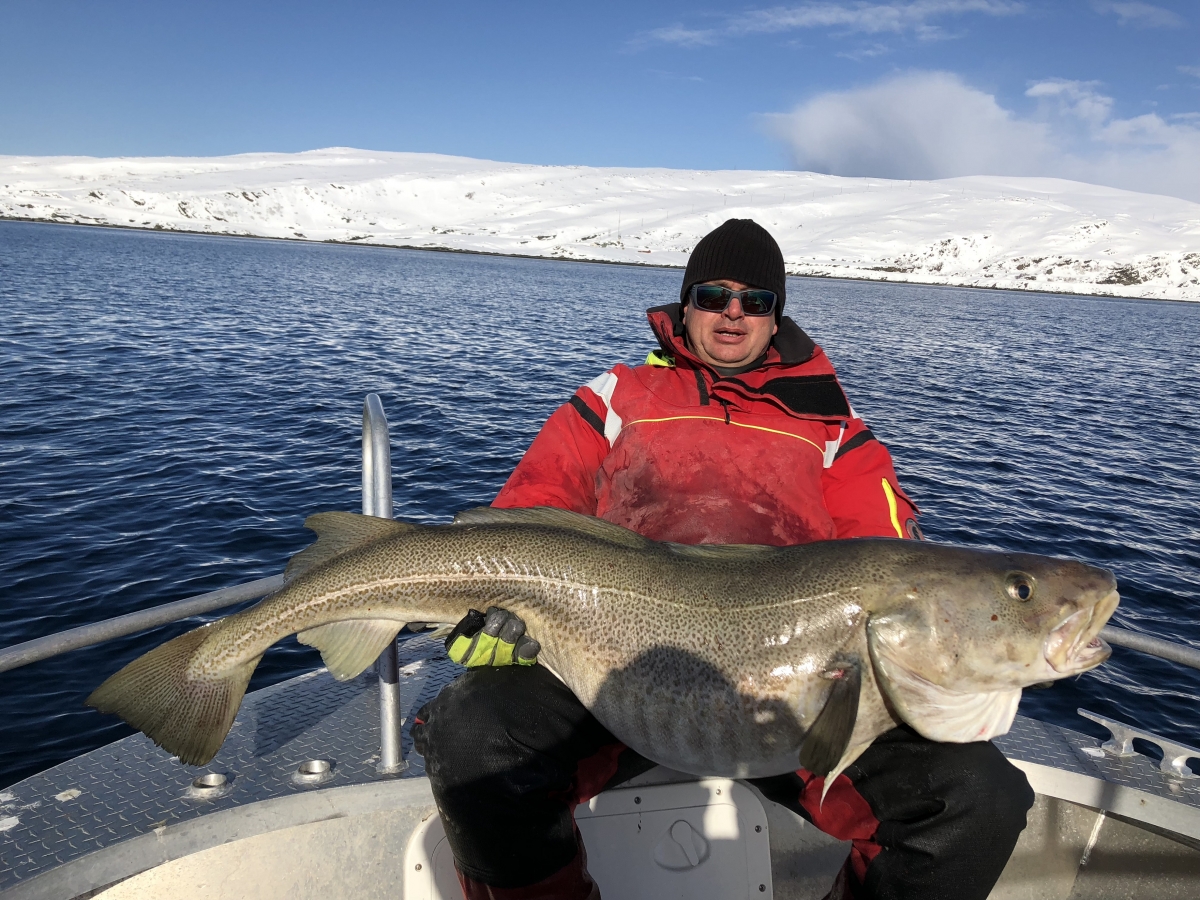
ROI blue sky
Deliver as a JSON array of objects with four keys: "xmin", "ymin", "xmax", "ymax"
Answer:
[{"xmin": 2, "ymin": 1, "xmax": 1198, "ymax": 197}]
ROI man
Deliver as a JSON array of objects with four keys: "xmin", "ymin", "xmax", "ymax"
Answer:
[{"xmin": 413, "ymin": 220, "xmax": 1033, "ymax": 900}]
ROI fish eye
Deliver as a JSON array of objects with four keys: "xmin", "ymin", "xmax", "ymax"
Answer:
[{"xmin": 1006, "ymin": 573, "xmax": 1035, "ymax": 602}]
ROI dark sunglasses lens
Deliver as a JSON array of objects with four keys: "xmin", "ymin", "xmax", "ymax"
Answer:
[
  {"xmin": 741, "ymin": 291, "xmax": 777, "ymax": 315},
  {"xmin": 692, "ymin": 285, "xmax": 730, "ymax": 311}
]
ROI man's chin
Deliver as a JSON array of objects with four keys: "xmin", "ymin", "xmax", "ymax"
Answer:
[{"xmin": 705, "ymin": 342, "xmax": 752, "ymax": 365}]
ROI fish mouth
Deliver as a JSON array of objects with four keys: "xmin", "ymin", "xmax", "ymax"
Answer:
[{"xmin": 1044, "ymin": 589, "xmax": 1119, "ymax": 674}]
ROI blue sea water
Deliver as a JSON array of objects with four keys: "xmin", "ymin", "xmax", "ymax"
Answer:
[{"xmin": 1, "ymin": 219, "xmax": 1198, "ymax": 789}]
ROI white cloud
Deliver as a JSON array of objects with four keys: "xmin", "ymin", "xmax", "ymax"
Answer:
[
  {"xmin": 1026, "ymin": 79, "xmax": 1114, "ymax": 129},
  {"xmin": 1092, "ymin": 2, "xmax": 1185, "ymax": 28},
  {"xmin": 734, "ymin": 1, "xmax": 1023, "ymax": 35},
  {"xmin": 765, "ymin": 71, "xmax": 1200, "ymax": 201},
  {"xmin": 764, "ymin": 72, "xmax": 1049, "ymax": 180},
  {"xmin": 837, "ymin": 42, "xmax": 893, "ymax": 59},
  {"xmin": 1025, "ymin": 80, "xmax": 1200, "ymax": 203},
  {"xmin": 1179, "ymin": 65, "xmax": 1200, "ymax": 78},
  {"xmin": 639, "ymin": 25, "xmax": 718, "ymax": 48},
  {"xmin": 635, "ymin": 1, "xmax": 1024, "ymax": 46}
]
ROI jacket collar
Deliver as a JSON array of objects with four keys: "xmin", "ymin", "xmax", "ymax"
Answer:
[{"xmin": 646, "ymin": 302, "xmax": 817, "ymax": 370}]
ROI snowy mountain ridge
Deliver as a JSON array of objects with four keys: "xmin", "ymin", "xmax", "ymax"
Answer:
[{"xmin": 2, "ymin": 148, "xmax": 1198, "ymax": 301}]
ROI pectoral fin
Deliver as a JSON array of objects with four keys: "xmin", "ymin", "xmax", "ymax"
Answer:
[
  {"xmin": 297, "ymin": 619, "xmax": 402, "ymax": 681},
  {"xmin": 800, "ymin": 657, "xmax": 861, "ymax": 777}
]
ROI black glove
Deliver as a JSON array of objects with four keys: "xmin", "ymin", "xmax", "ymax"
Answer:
[{"xmin": 445, "ymin": 607, "xmax": 540, "ymax": 667}]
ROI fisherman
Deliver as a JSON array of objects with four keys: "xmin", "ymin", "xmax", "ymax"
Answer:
[{"xmin": 413, "ymin": 219, "xmax": 1034, "ymax": 900}]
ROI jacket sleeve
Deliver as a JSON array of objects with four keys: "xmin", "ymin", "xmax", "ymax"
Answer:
[
  {"xmin": 492, "ymin": 387, "xmax": 610, "ymax": 514},
  {"xmin": 821, "ymin": 419, "xmax": 920, "ymax": 540}
]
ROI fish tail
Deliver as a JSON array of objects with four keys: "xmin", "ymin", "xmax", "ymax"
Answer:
[{"xmin": 86, "ymin": 622, "xmax": 260, "ymax": 767}]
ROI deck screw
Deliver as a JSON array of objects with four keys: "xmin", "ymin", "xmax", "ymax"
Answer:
[
  {"xmin": 755, "ymin": 825, "xmax": 762, "ymax": 833},
  {"xmin": 634, "ymin": 796, "xmax": 641, "ymax": 804},
  {"xmin": 759, "ymin": 885, "xmax": 766, "ymax": 892},
  {"xmin": 415, "ymin": 864, "xmax": 422, "ymax": 871}
]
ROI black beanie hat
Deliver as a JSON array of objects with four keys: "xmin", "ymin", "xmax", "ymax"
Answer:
[{"xmin": 680, "ymin": 219, "xmax": 786, "ymax": 317}]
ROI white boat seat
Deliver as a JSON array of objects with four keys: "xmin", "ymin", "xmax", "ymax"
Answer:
[{"xmin": 403, "ymin": 777, "xmax": 774, "ymax": 900}]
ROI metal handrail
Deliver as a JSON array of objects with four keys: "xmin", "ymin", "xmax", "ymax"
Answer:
[
  {"xmin": 1100, "ymin": 625, "xmax": 1200, "ymax": 671},
  {"xmin": 0, "ymin": 395, "xmax": 408, "ymax": 773},
  {"xmin": 0, "ymin": 574, "xmax": 286, "ymax": 675},
  {"xmin": 363, "ymin": 393, "xmax": 405, "ymax": 774}
]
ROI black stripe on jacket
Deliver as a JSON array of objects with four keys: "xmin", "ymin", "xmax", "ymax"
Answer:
[
  {"xmin": 568, "ymin": 395, "xmax": 605, "ymax": 437},
  {"xmin": 731, "ymin": 374, "xmax": 851, "ymax": 418},
  {"xmin": 834, "ymin": 428, "xmax": 877, "ymax": 462}
]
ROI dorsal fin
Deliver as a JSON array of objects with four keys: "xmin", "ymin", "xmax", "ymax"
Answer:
[
  {"xmin": 285, "ymin": 511, "xmax": 416, "ymax": 582},
  {"xmin": 452, "ymin": 506, "xmax": 651, "ymax": 549},
  {"xmin": 664, "ymin": 542, "xmax": 779, "ymax": 560}
]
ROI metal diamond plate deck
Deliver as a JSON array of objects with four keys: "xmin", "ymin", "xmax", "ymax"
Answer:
[
  {"xmin": 0, "ymin": 634, "xmax": 458, "ymax": 893},
  {"xmin": 2, "ymin": 633, "xmax": 1198, "ymax": 894},
  {"xmin": 995, "ymin": 714, "xmax": 1200, "ymax": 807}
]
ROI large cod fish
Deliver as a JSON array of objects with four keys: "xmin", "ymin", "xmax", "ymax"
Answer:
[{"xmin": 89, "ymin": 507, "xmax": 1118, "ymax": 783}]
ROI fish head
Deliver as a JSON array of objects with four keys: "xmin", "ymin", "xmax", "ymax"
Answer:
[{"xmin": 864, "ymin": 545, "xmax": 1118, "ymax": 742}]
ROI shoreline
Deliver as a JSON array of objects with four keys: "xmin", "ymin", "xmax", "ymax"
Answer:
[{"xmin": 3, "ymin": 213, "xmax": 1196, "ymax": 306}]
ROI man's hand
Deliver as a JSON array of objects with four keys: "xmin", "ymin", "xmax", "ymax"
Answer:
[{"xmin": 446, "ymin": 607, "xmax": 540, "ymax": 667}]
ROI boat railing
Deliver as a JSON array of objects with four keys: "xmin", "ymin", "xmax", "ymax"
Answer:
[
  {"xmin": 2, "ymin": 392, "xmax": 1199, "ymax": 753},
  {"xmin": 0, "ymin": 394, "xmax": 407, "ymax": 773},
  {"xmin": 363, "ymin": 393, "xmax": 406, "ymax": 774}
]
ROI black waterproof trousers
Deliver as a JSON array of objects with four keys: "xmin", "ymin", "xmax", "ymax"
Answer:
[{"xmin": 412, "ymin": 665, "xmax": 1034, "ymax": 900}]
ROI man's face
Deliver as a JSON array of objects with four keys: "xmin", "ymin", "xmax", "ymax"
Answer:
[{"xmin": 682, "ymin": 279, "xmax": 779, "ymax": 369}]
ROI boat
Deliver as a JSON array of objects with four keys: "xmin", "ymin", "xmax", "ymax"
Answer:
[{"xmin": 1, "ymin": 396, "xmax": 1198, "ymax": 899}]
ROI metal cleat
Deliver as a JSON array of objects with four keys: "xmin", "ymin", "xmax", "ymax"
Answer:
[{"xmin": 1078, "ymin": 708, "xmax": 1200, "ymax": 779}]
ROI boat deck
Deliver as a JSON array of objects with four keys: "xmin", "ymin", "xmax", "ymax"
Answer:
[{"xmin": 2, "ymin": 634, "xmax": 1198, "ymax": 898}]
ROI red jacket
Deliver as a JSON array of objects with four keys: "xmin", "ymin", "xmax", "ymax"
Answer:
[{"xmin": 494, "ymin": 304, "xmax": 918, "ymax": 546}]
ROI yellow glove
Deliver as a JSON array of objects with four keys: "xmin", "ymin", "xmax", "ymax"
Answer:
[{"xmin": 446, "ymin": 607, "xmax": 540, "ymax": 667}]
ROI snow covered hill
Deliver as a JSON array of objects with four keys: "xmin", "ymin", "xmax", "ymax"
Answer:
[{"xmin": 2, "ymin": 148, "xmax": 1198, "ymax": 301}]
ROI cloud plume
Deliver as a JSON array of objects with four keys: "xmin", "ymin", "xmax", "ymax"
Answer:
[
  {"xmin": 635, "ymin": 1, "xmax": 1024, "ymax": 47},
  {"xmin": 1092, "ymin": 2, "xmax": 1185, "ymax": 28},
  {"xmin": 766, "ymin": 71, "xmax": 1200, "ymax": 201}
]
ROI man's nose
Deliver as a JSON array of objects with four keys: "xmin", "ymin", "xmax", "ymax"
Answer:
[{"xmin": 724, "ymin": 297, "xmax": 745, "ymax": 319}]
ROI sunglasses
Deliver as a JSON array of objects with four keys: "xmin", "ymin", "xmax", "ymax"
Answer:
[{"xmin": 688, "ymin": 284, "xmax": 778, "ymax": 317}]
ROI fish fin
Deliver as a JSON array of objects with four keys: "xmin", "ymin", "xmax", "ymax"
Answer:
[
  {"xmin": 819, "ymin": 739, "xmax": 874, "ymax": 806},
  {"xmin": 87, "ymin": 623, "xmax": 260, "ymax": 767},
  {"xmin": 297, "ymin": 619, "xmax": 402, "ymax": 681},
  {"xmin": 799, "ymin": 656, "xmax": 861, "ymax": 778},
  {"xmin": 427, "ymin": 623, "xmax": 455, "ymax": 640},
  {"xmin": 868, "ymin": 636, "xmax": 1021, "ymax": 743},
  {"xmin": 286, "ymin": 512, "xmax": 416, "ymax": 582},
  {"xmin": 664, "ymin": 542, "xmax": 778, "ymax": 559},
  {"xmin": 452, "ymin": 506, "xmax": 651, "ymax": 549}
]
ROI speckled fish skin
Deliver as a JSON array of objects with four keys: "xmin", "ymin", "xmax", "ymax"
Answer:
[{"xmin": 89, "ymin": 508, "xmax": 1119, "ymax": 774}]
